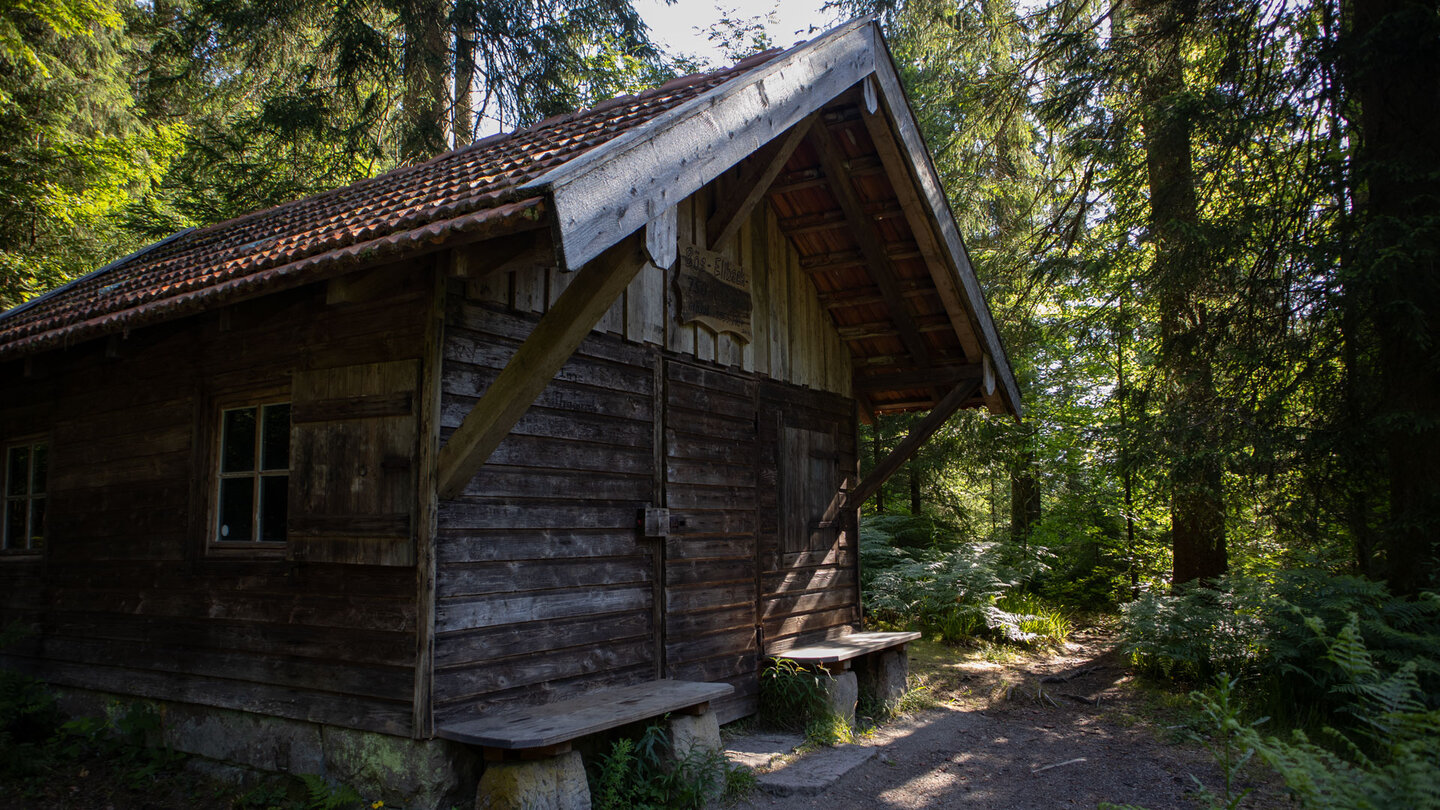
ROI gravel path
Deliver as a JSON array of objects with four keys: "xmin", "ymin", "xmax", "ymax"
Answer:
[{"xmin": 732, "ymin": 628, "xmax": 1285, "ymax": 810}]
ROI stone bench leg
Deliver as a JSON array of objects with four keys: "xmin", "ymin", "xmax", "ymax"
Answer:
[
  {"xmin": 476, "ymin": 750, "xmax": 588, "ymax": 810},
  {"xmin": 666, "ymin": 710, "xmax": 721, "ymax": 760},
  {"xmin": 820, "ymin": 669, "xmax": 858, "ymax": 726},
  {"xmin": 856, "ymin": 648, "xmax": 909, "ymax": 713}
]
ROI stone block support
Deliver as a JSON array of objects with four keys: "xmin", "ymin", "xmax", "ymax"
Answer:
[
  {"xmin": 475, "ymin": 750, "xmax": 589, "ymax": 810},
  {"xmin": 820, "ymin": 670, "xmax": 858, "ymax": 726},
  {"xmin": 855, "ymin": 648, "xmax": 909, "ymax": 713},
  {"xmin": 666, "ymin": 711, "xmax": 721, "ymax": 760}
]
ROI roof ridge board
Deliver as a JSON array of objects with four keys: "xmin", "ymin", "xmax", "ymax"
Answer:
[
  {"xmin": 523, "ymin": 15, "xmax": 878, "ymax": 270},
  {"xmin": 517, "ymin": 22, "xmax": 864, "ymax": 201},
  {"xmin": 0, "ymin": 227, "xmax": 196, "ymax": 324}
]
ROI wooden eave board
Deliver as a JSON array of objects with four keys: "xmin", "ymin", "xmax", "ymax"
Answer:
[
  {"xmin": 772, "ymin": 631, "xmax": 921, "ymax": 664},
  {"xmin": 866, "ymin": 25, "xmax": 1022, "ymax": 417},
  {"xmin": 435, "ymin": 679, "xmax": 734, "ymax": 749},
  {"xmin": 523, "ymin": 17, "xmax": 877, "ymax": 270}
]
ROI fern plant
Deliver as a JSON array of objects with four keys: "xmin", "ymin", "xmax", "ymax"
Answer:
[{"xmin": 1250, "ymin": 616, "xmax": 1440, "ymax": 809}]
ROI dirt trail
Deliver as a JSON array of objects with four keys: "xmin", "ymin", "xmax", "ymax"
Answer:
[{"xmin": 732, "ymin": 627, "xmax": 1284, "ymax": 810}]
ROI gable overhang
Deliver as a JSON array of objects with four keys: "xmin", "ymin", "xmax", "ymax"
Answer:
[{"xmin": 522, "ymin": 18, "xmax": 1022, "ymax": 420}]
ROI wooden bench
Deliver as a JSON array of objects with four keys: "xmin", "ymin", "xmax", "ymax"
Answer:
[
  {"xmin": 769, "ymin": 631, "xmax": 921, "ymax": 722},
  {"xmin": 771, "ymin": 630, "xmax": 921, "ymax": 670},
  {"xmin": 437, "ymin": 678, "xmax": 734, "ymax": 755}
]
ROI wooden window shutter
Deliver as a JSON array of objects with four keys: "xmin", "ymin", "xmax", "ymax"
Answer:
[
  {"xmin": 288, "ymin": 360, "xmax": 419, "ymax": 566},
  {"xmin": 779, "ymin": 425, "xmax": 842, "ymax": 554}
]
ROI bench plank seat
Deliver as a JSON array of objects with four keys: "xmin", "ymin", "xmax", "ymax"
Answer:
[
  {"xmin": 771, "ymin": 631, "xmax": 921, "ymax": 664},
  {"xmin": 436, "ymin": 679, "xmax": 734, "ymax": 749}
]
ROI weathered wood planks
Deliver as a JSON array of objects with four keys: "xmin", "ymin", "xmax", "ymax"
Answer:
[
  {"xmin": 437, "ymin": 679, "xmax": 733, "ymax": 749},
  {"xmin": 0, "ymin": 265, "xmax": 431, "ymax": 735}
]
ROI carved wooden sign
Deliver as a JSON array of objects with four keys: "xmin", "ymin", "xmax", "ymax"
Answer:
[{"xmin": 675, "ymin": 244, "xmax": 752, "ymax": 341}]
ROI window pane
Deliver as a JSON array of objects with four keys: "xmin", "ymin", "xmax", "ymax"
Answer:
[
  {"xmin": 221, "ymin": 408, "xmax": 257, "ymax": 473},
  {"xmin": 28, "ymin": 497, "xmax": 44, "ymax": 550},
  {"xmin": 30, "ymin": 444, "xmax": 47, "ymax": 494},
  {"xmin": 218, "ymin": 477, "xmax": 255, "ymax": 541},
  {"xmin": 261, "ymin": 404, "xmax": 290, "ymax": 471},
  {"xmin": 259, "ymin": 475, "xmax": 288, "ymax": 542},
  {"xmin": 4, "ymin": 500, "xmax": 23, "ymax": 550},
  {"xmin": 6, "ymin": 446, "xmax": 28, "ymax": 497}
]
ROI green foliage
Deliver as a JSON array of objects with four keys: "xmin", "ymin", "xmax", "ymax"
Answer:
[
  {"xmin": 1121, "ymin": 570, "xmax": 1440, "ymax": 728},
  {"xmin": 758, "ymin": 658, "xmax": 830, "ymax": 731},
  {"xmin": 1183, "ymin": 620, "xmax": 1440, "ymax": 809},
  {"xmin": 297, "ymin": 774, "xmax": 363, "ymax": 810},
  {"xmin": 586, "ymin": 721, "xmax": 743, "ymax": 810},
  {"xmin": 1184, "ymin": 678, "xmax": 1264, "ymax": 810},
  {"xmin": 862, "ymin": 514, "xmax": 1071, "ymax": 647}
]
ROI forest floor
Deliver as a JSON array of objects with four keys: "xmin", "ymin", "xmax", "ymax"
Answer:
[{"xmin": 729, "ymin": 625, "xmax": 1290, "ymax": 810}]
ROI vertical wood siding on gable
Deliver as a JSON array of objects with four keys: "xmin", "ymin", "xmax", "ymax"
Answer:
[
  {"xmin": 485, "ymin": 186, "xmax": 850, "ymax": 395},
  {"xmin": 0, "ymin": 270, "xmax": 431, "ymax": 736}
]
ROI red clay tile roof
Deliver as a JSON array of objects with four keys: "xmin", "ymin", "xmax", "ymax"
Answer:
[{"xmin": 0, "ymin": 50, "xmax": 781, "ymax": 360}]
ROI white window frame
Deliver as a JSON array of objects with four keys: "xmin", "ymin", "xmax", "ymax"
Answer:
[
  {"xmin": 2, "ymin": 437, "xmax": 47, "ymax": 555},
  {"xmin": 210, "ymin": 400, "xmax": 291, "ymax": 551}
]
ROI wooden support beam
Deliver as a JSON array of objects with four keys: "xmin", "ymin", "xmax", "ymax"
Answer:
[
  {"xmin": 802, "ymin": 246, "xmax": 921, "ymax": 273},
  {"xmin": 450, "ymin": 230, "xmax": 542, "ymax": 279},
  {"xmin": 818, "ymin": 281, "xmax": 928, "ymax": 309},
  {"xmin": 837, "ymin": 313, "xmax": 952, "ymax": 342},
  {"xmin": 436, "ymin": 234, "xmax": 647, "ymax": 499},
  {"xmin": 769, "ymin": 156, "xmax": 885, "ymax": 195},
  {"xmin": 854, "ymin": 363, "xmax": 982, "ymax": 393},
  {"xmin": 809, "ymin": 122, "xmax": 931, "ymax": 366},
  {"xmin": 707, "ymin": 115, "xmax": 815, "ymax": 249},
  {"xmin": 845, "ymin": 378, "xmax": 982, "ymax": 509},
  {"xmin": 779, "ymin": 204, "xmax": 905, "ymax": 237}
]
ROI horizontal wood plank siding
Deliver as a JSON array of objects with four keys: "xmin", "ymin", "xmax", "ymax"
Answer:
[
  {"xmin": 662, "ymin": 359, "xmax": 759, "ymax": 723},
  {"xmin": 0, "ymin": 267, "xmax": 431, "ymax": 736},
  {"xmin": 433, "ymin": 300, "xmax": 658, "ymax": 724}
]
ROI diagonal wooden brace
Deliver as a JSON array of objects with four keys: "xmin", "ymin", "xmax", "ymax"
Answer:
[
  {"xmin": 846, "ymin": 377, "xmax": 982, "ymax": 509},
  {"xmin": 437, "ymin": 233, "xmax": 648, "ymax": 499}
]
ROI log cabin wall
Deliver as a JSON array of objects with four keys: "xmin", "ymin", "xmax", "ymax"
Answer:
[
  {"xmin": 436, "ymin": 180, "xmax": 860, "ymax": 724},
  {"xmin": 0, "ymin": 264, "xmax": 433, "ymax": 736}
]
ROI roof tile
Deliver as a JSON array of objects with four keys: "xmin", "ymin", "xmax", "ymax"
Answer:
[{"xmin": 0, "ymin": 55, "xmax": 773, "ymax": 359}]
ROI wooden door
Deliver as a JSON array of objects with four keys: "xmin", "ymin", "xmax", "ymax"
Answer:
[
  {"xmin": 756, "ymin": 381, "xmax": 861, "ymax": 655},
  {"xmin": 660, "ymin": 357, "xmax": 760, "ymax": 722}
]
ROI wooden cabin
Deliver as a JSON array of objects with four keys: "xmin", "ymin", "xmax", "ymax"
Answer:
[{"xmin": 0, "ymin": 18, "xmax": 1019, "ymax": 807}]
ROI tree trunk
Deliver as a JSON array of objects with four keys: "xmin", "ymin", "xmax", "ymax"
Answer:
[
  {"xmin": 1348, "ymin": 0, "xmax": 1440, "ymax": 595},
  {"xmin": 400, "ymin": 0, "xmax": 449, "ymax": 162},
  {"xmin": 1010, "ymin": 426, "xmax": 1041, "ymax": 546},
  {"xmin": 872, "ymin": 426, "xmax": 886, "ymax": 514},
  {"xmin": 909, "ymin": 464, "xmax": 921, "ymax": 515},
  {"xmin": 1135, "ymin": 0, "xmax": 1227, "ymax": 586},
  {"xmin": 452, "ymin": 12, "xmax": 476, "ymax": 146}
]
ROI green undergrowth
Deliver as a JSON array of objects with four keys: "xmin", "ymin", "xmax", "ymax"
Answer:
[
  {"xmin": 758, "ymin": 657, "xmax": 852, "ymax": 747},
  {"xmin": 1115, "ymin": 570, "xmax": 1440, "ymax": 809},
  {"xmin": 860, "ymin": 514, "xmax": 1074, "ymax": 649},
  {"xmin": 586, "ymin": 720, "xmax": 753, "ymax": 810}
]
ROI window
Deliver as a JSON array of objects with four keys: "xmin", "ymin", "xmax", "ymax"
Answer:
[
  {"xmin": 215, "ymin": 402, "xmax": 290, "ymax": 545},
  {"xmin": 3, "ymin": 440, "xmax": 46, "ymax": 552}
]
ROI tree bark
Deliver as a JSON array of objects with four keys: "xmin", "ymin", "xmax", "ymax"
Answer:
[
  {"xmin": 1348, "ymin": 0, "xmax": 1440, "ymax": 595},
  {"xmin": 400, "ymin": 0, "xmax": 449, "ymax": 162},
  {"xmin": 1010, "ymin": 425, "xmax": 1041, "ymax": 546},
  {"xmin": 452, "ymin": 11, "xmax": 476, "ymax": 146},
  {"xmin": 1135, "ymin": 0, "xmax": 1227, "ymax": 586},
  {"xmin": 872, "ymin": 426, "xmax": 886, "ymax": 514}
]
